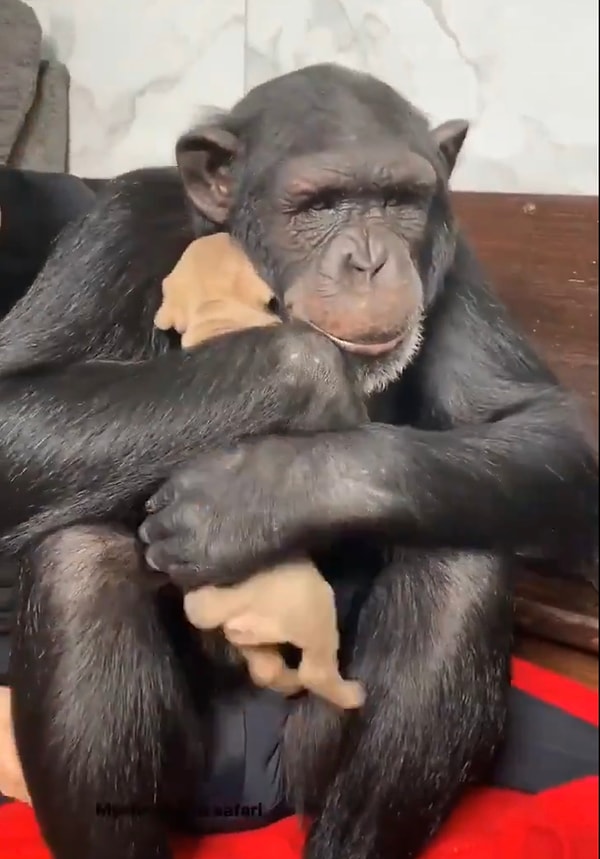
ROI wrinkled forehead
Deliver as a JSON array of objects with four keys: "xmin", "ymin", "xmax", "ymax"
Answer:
[
  {"xmin": 277, "ymin": 94, "xmax": 387, "ymax": 150},
  {"xmin": 232, "ymin": 80, "xmax": 437, "ymax": 176},
  {"xmin": 273, "ymin": 141, "xmax": 437, "ymax": 200}
]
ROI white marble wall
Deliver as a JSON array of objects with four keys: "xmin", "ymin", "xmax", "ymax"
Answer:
[
  {"xmin": 26, "ymin": 0, "xmax": 599, "ymax": 193},
  {"xmin": 26, "ymin": 0, "xmax": 246, "ymax": 178}
]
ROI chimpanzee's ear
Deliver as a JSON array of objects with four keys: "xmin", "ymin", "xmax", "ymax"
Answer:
[
  {"xmin": 176, "ymin": 126, "xmax": 239, "ymax": 224},
  {"xmin": 431, "ymin": 119, "xmax": 470, "ymax": 176}
]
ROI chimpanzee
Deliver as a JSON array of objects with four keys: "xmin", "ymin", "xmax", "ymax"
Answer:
[{"xmin": 0, "ymin": 64, "xmax": 597, "ymax": 859}]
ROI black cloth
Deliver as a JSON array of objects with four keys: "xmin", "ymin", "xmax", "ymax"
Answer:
[{"xmin": 0, "ymin": 166, "xmax": 97, "ymax": 318}]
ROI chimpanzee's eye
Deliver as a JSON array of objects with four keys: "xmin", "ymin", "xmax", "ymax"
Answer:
[
  {"xmin": 383, "ymin": 190, "xmax": 414, "ymax": 208},
  {"xmin": 383, "ymin": 194, "xmax": 403, "ymax": 208},
  {"xmin": 307, "ymin": 191, "xmax": 339, "ymax": 212},
  {"xmin": 382, "ymin": 184, "xmax": 431, "ymax": 211}
]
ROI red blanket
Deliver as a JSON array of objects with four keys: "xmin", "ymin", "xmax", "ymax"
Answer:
[{"xmin": 1, "ymin": 659, "xmax": 597, "ymax": 859}]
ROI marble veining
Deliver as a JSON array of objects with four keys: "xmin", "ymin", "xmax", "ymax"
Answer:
[
  {"xmin": 24, "ymin": 0, "xmax": 599, "ymax": 193},
  {"xmin": 26, "ymin": 0, "xmax": 246, "ymax": 177}
]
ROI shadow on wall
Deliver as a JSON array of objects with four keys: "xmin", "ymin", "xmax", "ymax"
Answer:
[{"xmin": 0, "ymin": 0, "xmax": 69, "ymax": 173}]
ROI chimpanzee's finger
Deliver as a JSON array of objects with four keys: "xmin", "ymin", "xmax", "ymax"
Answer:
[
  {"xmin": 143, "ymin": 537, "xmax": 192, "ymax": 574},
  {"xmin": 138, "ymin": 512, "xmax": 169, "ymax": 543},
  {"xmin": 140, "ymin": 491, "xmax": 207, "ymax": 542},
  {"xmin": 145, "ymin": 447, "xmax": 245, "ymax": 513},
  {"xmin": 145, "ymin": 478, "xmax": 186, "ymax": 514}
]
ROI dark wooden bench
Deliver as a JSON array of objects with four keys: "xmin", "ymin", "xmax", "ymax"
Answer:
[{"xmin": 454, "ymin": 192, "xmax": 598, "ymax": 683}]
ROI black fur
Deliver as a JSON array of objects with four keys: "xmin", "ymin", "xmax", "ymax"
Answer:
[{"xmin": 0, "ymin": 64, "xmax": 597, "ymax": 859}]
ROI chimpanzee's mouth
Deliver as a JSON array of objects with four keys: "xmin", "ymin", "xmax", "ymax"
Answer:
[{"xmin": 305, "ymin": 322, "xmax": 404, "ymax": 356}]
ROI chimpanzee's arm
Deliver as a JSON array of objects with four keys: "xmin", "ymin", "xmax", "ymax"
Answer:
[
  {"xmin": 140, "ymin": 242, "xmax": 598, "ymax": 585},
  {"xmin": 0, "ymin": 169, "xmax": 365, "ymax": 554},
  {"xmin": 0, "ymin": 323, "xmax": 363, "ymax": 554}
]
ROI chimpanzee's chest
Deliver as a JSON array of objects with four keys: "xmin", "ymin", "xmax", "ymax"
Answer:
[
  {"xmin": 311, "ymin": 384, "xmax": 410, "ymax": 630},
  {"xmin": 311, "ymin": 537, "xmax": 384, "ymax": 641},
  {"xmin": 366, "ymin": 383, "xmax": 414, "ymax": 426}
]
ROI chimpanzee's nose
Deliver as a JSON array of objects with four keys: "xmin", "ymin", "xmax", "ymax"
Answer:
[{"xmin": 346, "ymin": 230, "xmax": 389, "ymax": 277}]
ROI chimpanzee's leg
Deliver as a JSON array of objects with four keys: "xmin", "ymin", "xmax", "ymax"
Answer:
[
  {"xmin": 284, "ymin": 548, "xmax": 512, "ymax": 859},
  {"xmin": 10, "ymin": 329, "xmax": 369, "ymax": 859},
  {"xmin": 11, "ymin": 524, "xmax": 208, "ymax": 859}
]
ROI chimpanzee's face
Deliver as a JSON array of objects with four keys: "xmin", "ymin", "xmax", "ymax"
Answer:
[{"xmin": 176, "ymin": 65, "xmax": 468, "ymax": 392}]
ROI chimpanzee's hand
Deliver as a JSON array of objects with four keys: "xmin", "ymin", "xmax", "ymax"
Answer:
[{"xmin": 138, "ymin": 436, "xmax": 321, "ymax": 591}]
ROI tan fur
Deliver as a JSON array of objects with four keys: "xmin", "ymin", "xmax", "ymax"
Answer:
[
  {"xmin": 184, "ymin": 561, "xmax": 364, "ymax": 709},
  {"xmin": 155, "ymin": 234, "xmax": 364, "ymax": 710},
  {"xmin": 154, "ymin": 233, "xmax": 279, "ymax": 345}
]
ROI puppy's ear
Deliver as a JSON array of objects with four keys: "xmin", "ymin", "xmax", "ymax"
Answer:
[{"xmin": 176, "ymin": 126, "xmax": 239, "ymax": 224}]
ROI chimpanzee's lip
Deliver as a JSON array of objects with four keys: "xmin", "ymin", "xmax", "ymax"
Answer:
[{"xmin": 302, "ymin": 321, "xmax": 403, "ymax": 356}]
